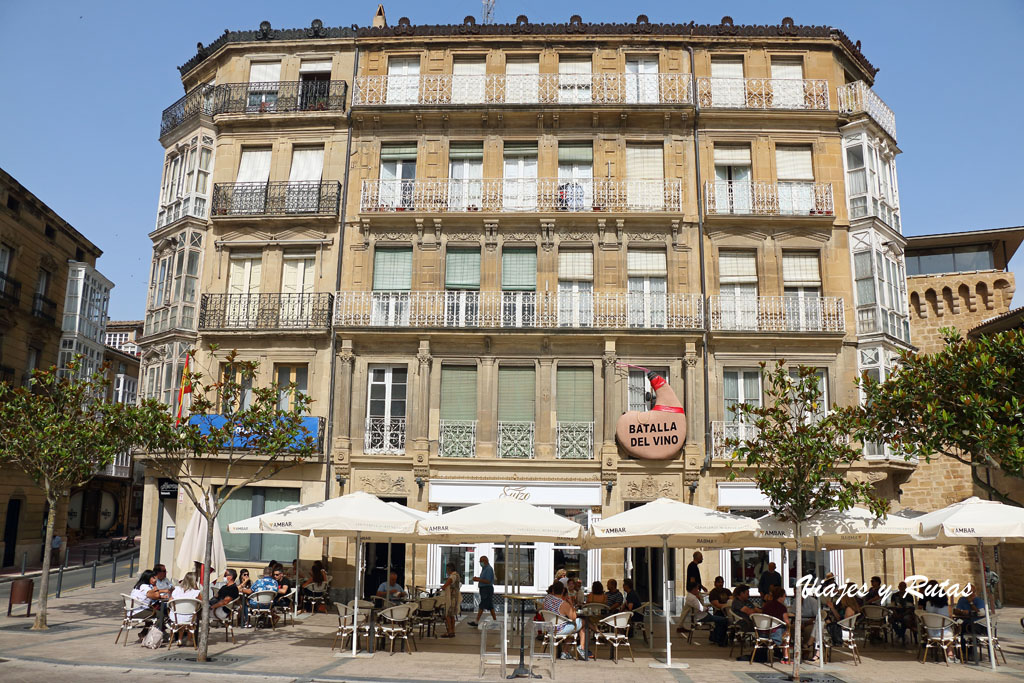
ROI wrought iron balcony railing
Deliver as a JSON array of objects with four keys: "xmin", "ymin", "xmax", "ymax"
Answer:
[
  {"xmin": 708, "ymin": 295, "xmax": 845, "ymax": 333},
  {"xmin": 160, "ymin": 84, "xmax": 216, "ymax": 137},
  {"xmin": 31, "ymin": 294, "xmax": 57, "ymax": 323},
  {"xmin": 213, "ymin": 80, "xmax": 348, "ymax": 116},
  {"xmin": 838, "ymin": 81, "xmax": 897, "ymax": 141},
  {"xmin": 711, "ymin": 420, "xmax": 758, "ymax": 459},
  {"xmin": 438, "ymin": 420, "xmax": 477, "ymax": 458},
  {"xmin": 0, "ymin": 272, "xmax": 21, "ymax": 307},
  {"xmin": 498, "ymin": 421, "xmax": 535, "ymax": 459},
  {"xmin": 364, "ymin": 417, "xmax": 406, "ymax": 454},
  {"xmin": 198, "ymin": 293, "xmax": 333, "ymax": 330},
  {"xmin": 556, "ymin": 422, "xmax": 595, "ymax": 460},
  {"xmin": 695, "ymin": 77, "xmax": 830, "ymax": 110},
  {"xmin": 703, "ymin": 181, "xmax": 833, "ymax": 216},
  {"xmin": 212, "ymin": 181, "xmax": 341, "ymax": 217},
  {"xmin": 353, "ymin": 73, "xmax": 692, "ymax": 106},
  {"xmin": 335, "ymin": 290, "xmax": 704, "ymax": 331},
  {"xmin": 361, "ymin": 178, "xmax": 683, "ymax": 213}
]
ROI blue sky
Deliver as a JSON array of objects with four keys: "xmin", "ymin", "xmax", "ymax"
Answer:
[{"xmin": 1, "ymin": 1, "xmax": 1022, "ymax": 319}]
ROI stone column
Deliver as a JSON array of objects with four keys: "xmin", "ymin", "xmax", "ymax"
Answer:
[
  {"xmin": 477, "ymin": 350, "xmax": 496, "ymax": 458},
  {"xmin": 600, "ymin": 341, "xmax": 619, "ymax": 471},
  {"xmin": 412, "ymin": 340, "xmax": 433, "ymax": 458},
  {"xmin": 332, "ymin": 339, "xmax": 355, "ymax": 474},
  {"xmin": 536, "ymin": 354, "xmax": 554, "ymax": 459}
]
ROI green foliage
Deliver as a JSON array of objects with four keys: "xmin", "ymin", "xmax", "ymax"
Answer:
[{"xmin": 856, "ymin": 328, "xmax": 1024, "ymax": 507}]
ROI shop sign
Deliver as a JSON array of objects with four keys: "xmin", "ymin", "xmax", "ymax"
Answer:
[
  {"xmin": 498, "ymin": 486, "xmax": 530, "ymax": 502},
  {"xmin": 158, "ymin": 478, "xmax": 179, "ymax": 498},
  {"xmin": 615, "ymin": 370, "xmax": 686, "ymax": 460}
]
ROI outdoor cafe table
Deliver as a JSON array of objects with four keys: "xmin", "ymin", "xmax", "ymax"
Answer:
[{"xmin": 505, "ymin": 593, "xmax": 544, "ymax": 679}]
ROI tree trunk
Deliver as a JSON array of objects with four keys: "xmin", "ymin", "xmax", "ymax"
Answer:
[
  {"xmin": 32, "ymin": 496, "xmax": 57, "ymax": 630},
  {"xmin": 197, "ymin": 510, "xmax": 214, "ymax": 662},
  {"xmin": 792, "ymin": 523, "xmax": 803, "ymax": 682}
]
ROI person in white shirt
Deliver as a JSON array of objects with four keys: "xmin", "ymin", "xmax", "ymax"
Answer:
[
  {"xmin": 170, "ymin": 572, "xmax": 201, "ymax": 624},
  {"xmin": 680, "ymin": 583, "xmax": 728, "ymax": 644},
  {"xmin": 130, "ymin": 570, "xmax": 170, "ymax": 633}
]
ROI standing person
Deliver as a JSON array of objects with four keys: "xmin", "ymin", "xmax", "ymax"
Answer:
[
  {"xmin": 440, "ymin": 562, "xmax": 461, "ymax": 637},
  {"xmin": 468, "ymin": 556, "xmax": 497, "ymax": 627},
  {"xmin": 686, "ymin": 552, "xmax": 706, "ymax": 592},
  {"xmin": 605, "ymin": 578, "xmax": 624, "ymax": 611},
  {"xmin": 757, "ymin": 562, "xmax": 782, "ymax": 597}
]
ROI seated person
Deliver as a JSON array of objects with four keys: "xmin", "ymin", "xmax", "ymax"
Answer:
[
  {"xmin": 273, "ymin": 567, "xmax": 294, "ymax": 608},
  {"xmin": 301, "ymin": 561, "xmax": 331, "ymax": 612},
  {"xmin": 622, "ymin": 578, "xmax": 642, "ymax": 613},
  {"xmin": 249, "ymin": 568, "xmax": 279, "ymax": 608},
  {"xmin": 131, "ymin": 570, "xmax": 171, "ymax": 631},
  {"xmin": 376, "ymin": 571, "xmax": 406, "ymax": 601},
  {"xmin": 888, "ymin": 581, "xmax": 916, "ymax": 643},
  {"xmin": 153, "ymin": 564, "xmax": 174, "ymax": 591},
  {"xmin": 544, "ymin": 582, "xmax": 586, "ymax": 660},
  {"xmin": 730, "ymin": 584, "xmax": 760, "ymax": 631},
  {"xmin": 565, "ymin": 577, "xmax": 584, "ymax": 607},
  {"xmin": 954, "ymin": 593, "xmax": 986, "ymax": 634},
  {"xmin": 863, "ymin": 576, "xmax": 883, "ymax": 605},
  {"xmin": 605, "ymin": 578, "xmax": 624, "ymax": 611},
  {"xmin": 585, "ymin": 580, "xmax": 607, "ymax": 604},
  {"xmin": 170, "ymin": 572, "xmax": 201, "ymax": 624},
  {"xmin": 838, "ymin": 583, "xmax": 861, "ymax": 618},
  {"xmin": 211, "ymin": 569, "xmax": 240, "ymax": 621},
  {"xmin": 761, "ymin": 585, "xmax": 791, "ymax": 657},
  {"xmin": 680, "ymin": 583, "xmax": 728, "ymax": 645}
]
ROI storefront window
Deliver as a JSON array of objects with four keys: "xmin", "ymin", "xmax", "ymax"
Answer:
[
  {"xmin": 494, "ymin": 546, "xmax": 535, "ymax": 587},
  {"xmin": 788, "ymin": 550, "xmax": 830, "ymax": 588},
  {"xmin": 217, "ymin": 486, "xmax": 299, "ymax": 562},
  {"xmin": 552, "ymin": 507, "xmax": 588, "ymax": 586}
]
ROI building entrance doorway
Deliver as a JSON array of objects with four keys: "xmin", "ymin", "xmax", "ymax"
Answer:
[{"xmin": 3, "ymin": 499, "xmax": 22, "ymax": 567}]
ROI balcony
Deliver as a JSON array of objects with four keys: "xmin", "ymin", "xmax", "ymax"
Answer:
[
  {"xmin": 708, "ymin": 295, "xmax": 845, "ymax": 333},
  {"xmin": 335, "ymin": 291, "xmax": 704, "ymax": 331},
  {"xmin": 213, "ymin": 80, "xmax": 348, "ymax": 116},
  {"xmin": 696, "ymin": 77, "xmax": 830, "ymax": 110},
  {"xmin": 360, "ymin": 178, "xmax": 683, "ymax": 214},
  {"xmin": 157, "ymin": 192, "xmax": 208, "ymax": 230},
  {"xmin": 711, "ymin": 420, "xmax": 758, "ymax": 459},
  {"xmin": 160, "ymin": 84, "xmax": 216, "ymax": 138},
  {"xmin": 31, "ymin": 294, "xmax": 57, "ymax": 324},
  {"xmin": 838, "ymin": 81, "xmax": 897, "ymax": 141},
  {"xmin": 212, "ymin": 181, "xmax": 341, "ymax": 217},
  {"xmin": 856, "ymin": 304, "xmax": 910, "ymax": 344},
  {"xmin": 98, "ymin": 452, "xmax": 133, "ymax": 479},
  {"xmin": 352, "ymin": 73, "xmax": 692, "ymax": 107},
  {"xmin": 438, "ymin": 420, "xmax": 477, "ymax": 458},
  {"xmin": 0, "ymin": 272, "xmax": 21, "ymax": 307},
  {"xmin": 703, "ymin": 181, "xmax": 833, "ymax": 217},
  {"xmin": 143, "ymin": 304, "xmax": 197, "ymax": 338},
  {"xmin": 498, "ymin": 421, "xmax": 535, "ymax": 459},
  {"xmin": 364, "ymin": 417, "xmax": 406, "ymax": 454},
  {"xmin": 556, "ymin": 422, "xmax": 595, "ymax": 460},
  {"xmin": 198, "ymin": 293, "xmax": 333, "ymax": 331}
]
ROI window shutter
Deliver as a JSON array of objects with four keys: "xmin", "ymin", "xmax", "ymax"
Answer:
[
  {"xmin": 504, "ymin": 142, "xmax": 538, "ymax": 156},
  {"xmin": 782, "ymin": 252, "xmax": 821, "ymax": 286},
  {"xmin": 775, "ymin": 146, "xmax": 814, "ymax": 181},
  {"xmin": 714, "ymin": 145, "xmax": 751, "ymax": 165},
  {"xmin": 380, "ymin": 144, "xmax": 418, "ymax": 161},
  {"xmin": 557, "ymin": 366, "xmax": 593, "ymax": 422},
  {"xmin": 627, "ymin": 250, "xmax": 667, "ymax": 277},
  {"xmin": 710, "ymin": 58, "xmax": 744, "ymax": 79},
  {"xmin": 441, "ymin": 366, "xmax": 477, "ymax": 421},
  {"xmin": 770, "ymin": 58, "xmax": 803, "ymax": 80},
  {"xmin": 558, "ymin": 250, "xmax": 593, "ymax": 281},
  {"xmin": 501, "ymin": 248, "xmax": 537, "ymax": 290},
  {"xmin": 445, "ymin": 249, "xmax": 481, "ymax": 290},
  {"xmin": 248, "ymin": 61, "xmax": 281, "ymax": 83},
  {"xmin": 626, "ymin": 145, "xmax": 664, "ymax": 180},
  {"xmin": 372, "ymin": 248, "xmax": 413, "ymax": 291},
  {"xmin": 558, "ymin": 57, "xmax": 592, "ymax": 75},
  {"xmin": 719, "ymin": 251, "xmax": 757, "ymax": 283},
  {"xmin": 506, "ymin": 58, "xmax": 540, "ymax": 75},
  {"xmin": 558, "ymin": 144, "xmax": 594, "ymax": 164},
  {"xmin": 299, "ymin": 59, "xmax": 333, "ymax": 73},
  {"xmin": 453, "ymin": 59, "xmax": 486, "ymax": 75},
  {"xmin": 448, "ymin": 143, "xmax": 484, "ymax": 160},
  {"xmin": 498, "ymin": 366, "xmax": 535, "ymax": 421}
]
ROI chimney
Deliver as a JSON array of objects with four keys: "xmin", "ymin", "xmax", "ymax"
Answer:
[{"xmin": 373, "ymin": 4, "xmax": 387, "ymax": 28}]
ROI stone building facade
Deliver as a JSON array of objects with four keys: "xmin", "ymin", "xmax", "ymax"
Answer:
[{"xmin": 139, "ymin": 9, "xmax": 925, "ymax": 603}]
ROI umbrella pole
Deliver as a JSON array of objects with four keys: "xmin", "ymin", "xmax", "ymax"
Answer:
[
  {"xmin": 910, "ymin": 547, "xmax": 916, "ymax": 575},
  {"xmin": 977, "ymin": 539, "xmax": 997, "ymax": 671},
  {"xmin": 859, "ymin": 549, "xmax": 865, "ymax": 584},
  {"xmin": 504, "ymin": 535, "xmax": 510, "ymax": 662},
  {"xmin": 649, "ymin": 537, "xmax": 687, "ymax": 669},
  {"xmin": 814, "ymin": 537, "xmax": 823, "ymax": 668},
  {"xmin": 386, "ymin": 537, "xmax": 392, "ymax": 603},
  {"xmin": 353, "ymin": 532, "xmax": 361, "ymax": 657},
  {"xmin": 647, "ymin": 546, "xmax": 653, "ymax": 651},
  {"xmin": 411, "ymin": 540, "xmax": 416, "ymax": 597}
]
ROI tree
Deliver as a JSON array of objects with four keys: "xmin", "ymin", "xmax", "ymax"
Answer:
[
  {"xmin": 857, "ymin": 328, "xmax": 1024, "ymax": 506},
  {"xmin": 134, "ymin": 349, "xmax": 315, "ymax": 662},
  {"xmin": 727, "ymin": 362, "xmax": 888, "ymax": 681},
  {"xmin": 0, "ymin": 359, "xmax": 142, "ymax": 629}
]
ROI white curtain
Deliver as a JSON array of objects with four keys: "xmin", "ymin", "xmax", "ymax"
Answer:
[
  {"xmin": 289, "ymin": 147, "xmax": 324, "ymax": 182},
  {"xmin": 299, "ymin": 59, "xmax": 332, "ymax": 73},
  {"xmin": 249, "ymin": 62, "xmax": 281, "ymax": 83},
  {"xmin": 452, "ymin": 59, "xmax": 486, "ymax": 104},
  {"xmin": 626, "ymin": 144, "xmax": 664, "ymax": 209},
  {"xmin": 625, "ymin": 57, "xmax": 659, "ymax": 104},
  {"xmin": 776, "ymin": 146, "xmax": 814, "ymax": 214},
  {"xmin": 558, "ymin": 57, "xmax": 592, "ymax": 104},
  {"xmin": 236, "ymin": 149, "xmax": 272, "ymax": 183},
  {"xmin": 503, "ymin": 153, "xmax": 538, "ymax": 210},
  {"xmin": 710, "ymin": 58, "xmax": 744, "ymax": 107},
  {"xmin": 770, "ymin": 58, "xmax": 804, "ymax": 108},
  {"xmin": 627, "ymin": 250, "xmax": 667, "ymax": 277},
  {"xmin": 387, "ymin": 57, "xmax": 420, "ymax": 105},
  {"xmin": 782, "ymin": 252, "xmax": 821, "ymax": 287},
  {"xmin": 505, "ymin": 58, "xmax": 539, "ymax": 104}
]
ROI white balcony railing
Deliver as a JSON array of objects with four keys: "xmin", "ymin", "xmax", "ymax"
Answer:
[
  {"xmin": 837, "ymin": 81, "xmax": 897, "ymax": 141},
  {"xmin": 696, "ymin": 78, "xmax": 830, "ymax": 110},
  {"xmin": 497, "ymin": 421, "xmax": 535, "ymax": 459},
  {"xmin": 353, "ymin": 73, "xmax": 693, "ymax": 107},
  {"xmin": 704, "ymin": 181, "xmax": 833, "ymax": 217},
  {"xmin": 711, "ymin": 421, "xmax": 759, "ymax": 459},
  {"xmin": 439, "ymin": 420, "xmax": 477, "ymax": 458},
  {"xmin": 556, "ymin": 422, "xmax": 595, "ymax": 460},
  {"xmin": 364, "ymin": 417, "xmax": 406, "ymax": 454},
  {"xmin": 98, "ymin": 451, "xmax": 133, "ymax": 478},
  {"xmin": 336, "ymin": 291, "xmax": 704, "ymax": 330},
  {"xmin": 361, "ymin": 178, "xmax": 683, "ymax": 213},
  {"xmin": 708, "ymin": 295, "xmax": 845, "ymax": 333}
]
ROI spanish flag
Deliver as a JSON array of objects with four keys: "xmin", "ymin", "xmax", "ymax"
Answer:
[{"xmin": 175, "ymin": 354, "xmax": 192, "ymax": 426}]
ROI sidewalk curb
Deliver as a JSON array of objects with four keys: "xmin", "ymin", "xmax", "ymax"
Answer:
[{"xmin": 0, "ymin": 547, "xmax": 140, "ymax": 585}]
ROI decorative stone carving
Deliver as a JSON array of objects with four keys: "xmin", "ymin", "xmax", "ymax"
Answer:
[
  {"xmin": 374, "ymin": 231, "xmax": 414, "ymax": 243},
  {"xmin": 626, "ymin": 232, "xmax": 664, "ymax": 242},
  {"xmin": 416, "ymin": 349, "xmax": 433, "ymax": 369},
  {"xmin": 557, "ymin": 231, "xmax": 593, "ymax": 242},
  {"xmin": 337, "ymin": 349, "xmax": 355, "ymax": 367},
  {"xmin": 446, "ymin": 232, "xmax": 480, "ymax": 242},
  {"xmin": 624, "ymin": 475, "xmax": 676, "ymax": 500},
  {"xmin": 502, "ymin": 233, "xmax": 536, "ymax": 243},
  {"xmin": 360, "ymin": 472, "xmax": 406, "ymax": 494},
  {"xmin": 307, "ymin": 18, "xmax": 326, "ymax": 37}
]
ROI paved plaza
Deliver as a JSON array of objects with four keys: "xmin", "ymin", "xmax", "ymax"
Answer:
[{"xmin": 1, "ymin": 579, "xmax": 1022, "ymax": 682}]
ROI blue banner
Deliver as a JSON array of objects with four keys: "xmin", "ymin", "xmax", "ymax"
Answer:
[{"xmin": 187, "ymin": 414, "xmax": 323, "ymax": 452}]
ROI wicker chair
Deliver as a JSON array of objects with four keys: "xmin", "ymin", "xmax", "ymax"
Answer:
[
  {"xmin": 750, "ymin": 613, "xmax": 787, "ymax": 665},
  {"xmin": 593, "ymin": 611, "xmax": 635, "ymax": 662},
  {"xmin": 413, "ymin": 597, "xmax": 438, "ymax": 638},
  {"xmin": 861, "ymin": 604, "xmax": 894, "ymax": 646},
  {"xmin": 166, "ymin": 598, "xmax": 201, "ymax": 650},
  {"xmin": 823, "ymin": 614, "xmax": 861, "ymax": 665},
  {"xmin": 248, "ymin": 590, "xmax": 278, "ymax": 629},
  {"xmin": 677, "ymin": 604, "xmax": 716, "ymax": 645},
  {"xmin": 539, "ymin": 609, "xmax": 581, "ymax": 659},
  {"xmin": 332, "ymin": 603, "xmax": 370, "ymax": 651},
  {"xmin": 727, "ymin": 608, "xmax": 755, "ymax": 658},
  {"xmin": 210, "ymin": 596, "xmax": 240, "ymax": 644},
  {"xmin": 918, "ymin": 612, "xmax": 958, "ymax": 665},
  {"xmin": 114, "ymin": 593, "xmax": 153, "ymax": 646},
  {"xmin": 966, "ymin": 615, "xmax": 1006, "ymax": 665},
  {"xmin": 377, "ymin": 603, "xmax": 416, "ymax": 655}
]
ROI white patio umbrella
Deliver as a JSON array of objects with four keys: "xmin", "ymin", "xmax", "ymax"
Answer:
[
  {"xmin": 908, "ymin": 496, "xmax": 1024, "ymax": 671},
  {"xmin": 225, "ymin": 503, "xmax": 302, "ymax": 534},
  {"xmin": 175, "ymin": 492, "xmax": 228, "ymax": 597},
  {"xmin": 584, "ymin": 498, "xmax": 759, "ymax": 670}
]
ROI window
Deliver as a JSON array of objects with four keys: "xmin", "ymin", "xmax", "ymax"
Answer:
[
  {"xmin": 775, "ymin": 145, "xmax": 814, "ymax": 214},
  {"xmin": 723, "ymin": 369, "xmax": 761, "ymax": 421},
  {"xmin": 365, "ymin": 365, "xmax": 407, "ymax": 453},
  {"xmin": 234, "ymin": 147, "xmax": 273, "ymax": 213},
  {"xmin": 439, "ymin": 366, "xmax": 477, "ymax": 458},
  {"xmin": 718, "ymin": 251, "xmax": 758, "ymax": 329},
  {"xmin": 782, "ymin": 251, "xmax": 822, "ymax": 330},
  {"xmin": 713, "ymin": 145, "xmax": 752, "ymax": 213},
  {"xmin": 221, "ymin": 363, "xmax": 254, "ymax": 412},
  {"xmin": 287, "ymin": 146, "xmax": 325, "ymax": 213},
  {"xmin": 558, "ymin": 56, "xmax": 592, "ymax": 103},
  {"xmin": 0, "ymin": 242, "xmax": 11, "ymax": 277},
  {"xmin": 627, "ymin": 250, "xmax": 667, "ymax": 328},
  {"xmin": 448, "ymin": 143, "xmax": 483, "ymax": 210},
  {"xmin": 32, "ymin": 269, "xmax": 50, "ymax": 318},
  {"xmin": 557, "ymin": 250, "xmax": 593, "ymax": 327},
  {"xmin": 218, "ymin": 487, "xmax": 300, "ymax": 562},
  {"xmin": 387, "ymin": 56, "xmax": 420, "ymax": 104},
  {"xmin": 505, "ymin": 57, "xmax": 539, "ymax": 104},
  {"xmin": 556, "ymin": 366, "xmax": 594, "ymax": 459},
  {"xmin": 710, "ymin": 57, "xmax": 744, "ymax": 107},
  {"xmin": 154, "ymin": 256, "xmax": 170, "ymax": 307},
  {"xmin": 501, "ymin": 248, "xmax": 537, "ymax": 327},
  {"xmin": 498, "ymin": 366, "xmax": 535, "ymax": 458},
  {"xmin": 45, "ymin": 224, "xmax": 56, "ymax": 240},
  {"xmin": 227, "ymin": 253, "xmax": 262, "ymax": 327},
  {"xmin": 444, "ymin": 248, "xmax": 480, "ymax": 327},
  {"xmin": 905, "ymin": 246, "xmax": 995, "ymax": 276},
  {"xmin": 625, "ymin": 56, "xmax": 659, "ymax": 104},
  {"xmin": 298, "ymin": 59, "xmax": 332, "ymax": 110},
  {"xmin": 26, "ymin": 347, "xmax": 39, "ymax": 377},
  {"xmin": 557, "ymin": 144, "xmax": 593, "ymax": 211},
  {"xmin": 502, "ymin": 143, "xmax": 538, "ymax": 210},
  {"xmin": 281, "ymin": 252, "xmax": 315, "ymax": 325},
  {"xmin": 275, "ymin": 365, "xmax": 309, "ymax": 410},
  {"xmin": 452, "ymin": 57, "xmax": 486, "ymax": 104},
  {"xmin": 379, "ymin": 144, "xmax": 417, "ymax": 209},
  {"xmin": 371, "ymin": 248, "xmax": 412, "ymax": 326},
  {"xmin": 845, "ymin": 144, "xmax": 867, "ymax": 218},
  {"xmin": 770, "ymin": 57, "xmax": 804, "ymax": 108},
  {"xmin": 625, "ymin": 144, "xmax": 664, "ymax": 210},
  {"xmin": 628, "ymin": 368, "xmax": 668, "ymax": 412},
  {"xmin": 553, "ymin": 507, "xmax": 590, "ymax": 585},
  {"xmin": 5, "ymin": 195, "xmax": 19, "ymax": 213},
  {"xmin": 788, "ymin": 367, "xmax": 828, "ymax": 421},
  {"xmin": 247, "ymin": 61, "xmax": 282, "ymax": 112}
]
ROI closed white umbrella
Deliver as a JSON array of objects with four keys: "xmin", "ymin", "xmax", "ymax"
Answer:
[
  {"xmin": 585, "ymin": 498, "xmax": 758, "ymax": 670},
  {"xmin": 175, "ymin": 492, "xmax": 227, "ymax": 594}
]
